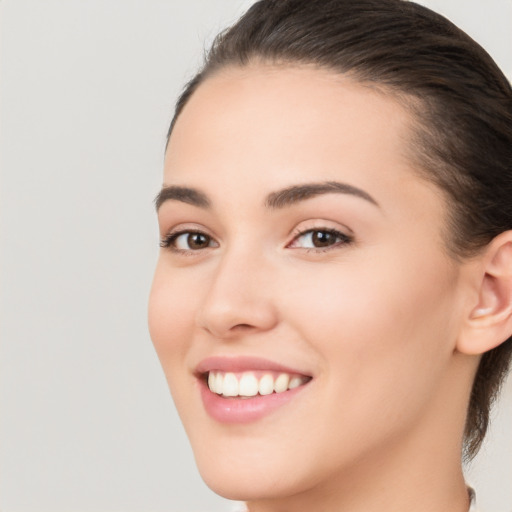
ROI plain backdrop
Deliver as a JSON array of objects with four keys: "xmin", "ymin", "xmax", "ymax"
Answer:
[{"xmin": 1, "ymin": 1, "xmax": 511, "ymax": 511}]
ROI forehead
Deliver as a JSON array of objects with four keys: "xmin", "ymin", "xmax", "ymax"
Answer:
[
  {"xmin": 164, "ymin": 65, "xmax": 444, "ymax": 221},
  {"xmin": 165, "ymin": 64, "xmax": 415, "ymax": 183},
  {"xmin": 163, "ymin": 64, "xmax": 451, "ymax": 256}
]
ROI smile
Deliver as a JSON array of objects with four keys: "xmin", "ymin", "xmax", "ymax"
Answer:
[
  {"xmin": 196, "ymin": 357, "xmax": 313, "ymax": 423},
  {"xmin": 207, "ymin": 370, "xmax": 310, "ymax": 397}
]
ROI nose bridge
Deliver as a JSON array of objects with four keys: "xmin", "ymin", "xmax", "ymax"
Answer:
[{"xmin": 196, "ymin": 241, "xmax": 277, "ymax": 338}]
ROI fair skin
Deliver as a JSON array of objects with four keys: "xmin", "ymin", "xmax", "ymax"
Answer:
[{"xmin": 148, "ymin": 65, "xmax": 512, "ymax": 512}]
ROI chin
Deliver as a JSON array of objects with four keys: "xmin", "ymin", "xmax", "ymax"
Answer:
[
  {"xmin": 190, "ymin": 436, "xmax": 311, "ymax": 502},
  {"xmin": 197, "ymin": 461, "xmax": 301, "ymax": 502}
]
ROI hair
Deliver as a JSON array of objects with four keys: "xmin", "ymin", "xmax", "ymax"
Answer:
[{"xmin": 166, "ymin": 0, "xmax": 512, "ymax": 459}]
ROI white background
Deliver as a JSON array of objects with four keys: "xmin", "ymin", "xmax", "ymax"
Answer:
[{"xmin": 1, "ymin": 1, "xmax": 511, "ymax": 511}]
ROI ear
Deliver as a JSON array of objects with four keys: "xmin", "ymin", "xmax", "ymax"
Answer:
[{"xmin": 457, "ymin": 231, "xmax": 512, "ymax": 355}]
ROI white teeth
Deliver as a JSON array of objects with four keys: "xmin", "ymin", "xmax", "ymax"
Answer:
[
  {"xmin": 274, "ymin": 373, "xmax": 290, "ymax": 393},
  {"xmin": 207, "ymin": 372, "xmax": 224, "ymax": 394},
  {"xmin": 288, "ymin": 376, "xmax": 303, "ymax": 389},
  {"xmin": 208, "ymin": 372, "xmax": 215, "ymax": 392},
  {"xmin": 207, "ymin": 371, "xmax": 309, "ymax": 397},
  {"xmin": 258, "ymin": 374, "xmax": 274, "ymax": 396},
  {"xmin": 214, "ymin": 372, "xmax": 224, "ymax": 394},
  {"xmin": 238, "ymin": 373, "xmax": 259, "ymax": 397},
  {"xmin": 222, "ymin": 372, "xmax": 239, "ymax": 397}
]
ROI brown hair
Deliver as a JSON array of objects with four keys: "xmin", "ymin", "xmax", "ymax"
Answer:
[{"xmin": 167, "ymin": 0, "xmax": 512, "ymax": 459}]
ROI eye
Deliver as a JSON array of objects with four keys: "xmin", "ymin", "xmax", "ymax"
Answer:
[
  {"xmin": 160, "ymin": 230, "xmax": 218, "ymax": 252},
  {"xmin": 288, "ymin": 228, "xmax": 352, "ymax": 251}
]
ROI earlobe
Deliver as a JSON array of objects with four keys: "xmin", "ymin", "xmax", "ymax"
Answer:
[{"xmin": 458, "ymin": 232, "xmax": 512, "ymax": 355}]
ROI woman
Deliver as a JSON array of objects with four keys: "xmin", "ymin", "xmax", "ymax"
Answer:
[{"xmin": 148, "ymin": 1, "xmax": 512, "ymax": 511}]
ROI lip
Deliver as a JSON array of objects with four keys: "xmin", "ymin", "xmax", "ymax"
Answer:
[
  {"xmin": 196, "ymin": 355, "xmax": 311, "ymax": 375},
  {"xmin": 196, "ymin": 356, "xmax": 312, "ymax": 424}
]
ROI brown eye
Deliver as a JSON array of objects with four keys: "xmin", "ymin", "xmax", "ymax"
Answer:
[
  {"xmin": 186, "ymin": 232, "xmax": 211, "ymax": 249},
  {"xmin": 160, "ymin": 230, "xmax": 217, "ymax": 251},
  {"xmin": 289, "ymin": 228, "xmax": 352, "ymax": 251},
  {"xmin": 311, "ymin": 230, "xmax": 338, "ymax": 247}
]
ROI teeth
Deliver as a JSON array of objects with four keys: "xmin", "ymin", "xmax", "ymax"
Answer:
[
  {"xmin": 258, "ymin": 374, "xmax": 274, "ymax": 396},
  {"xmin": 207, "ymin": 371, "xmax": 309, "ymax": 397},
  {"xmin": 239, "ymin": 373, "xmax": 259, "ymax": 397},
  {"xmin": 214, "ymin": 372, "xmax": 224, "ymax": 394},
  {"xmin": 222, "ymin": 373, "xmax": 239, "ymax": 397},
  {"xmin": 274, "ymin": 373, "xmax": 290, "ymax": 393},
  {"xmin": 288, "ymin": 376, "xmax": 303, "ymax": 389},
  {"xmin": 208, "ymin": 371, "xmax": 216, "ymax": 392}
]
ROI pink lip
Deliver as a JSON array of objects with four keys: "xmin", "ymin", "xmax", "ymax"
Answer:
[
  {"xmin": 196, "ymin": 356, "xmax": 310, "ymax": 375},
  {"xmin": 195, "ymin": 356, "xmax": 312, "ymax": 424},
  {"xmin": 198, "ymin": 379, "xmax": 309, "ymax": 424}
]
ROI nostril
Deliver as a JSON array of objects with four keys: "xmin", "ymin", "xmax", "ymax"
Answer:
[{"xmin": 196, "ymin": 291, "xmax": 279, "ymax": 338}]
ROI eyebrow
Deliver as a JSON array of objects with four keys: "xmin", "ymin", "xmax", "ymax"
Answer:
[
  {"xmin": 264, "ymin": 181, "xmax": 379, "ymax": 209},
  {"xmin": 155, "ymin": 185, "xmax": 211, "ymax": 210},
  {"xmin": 155, "ymin": 181, "xmax": 379, "ymax": 211}
]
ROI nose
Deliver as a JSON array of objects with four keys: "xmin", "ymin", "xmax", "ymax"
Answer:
[{"xmin": 196, "ymin": 248, "xmax": 278, "ymax": 339}]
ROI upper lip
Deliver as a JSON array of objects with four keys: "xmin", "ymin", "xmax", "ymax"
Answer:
[{"xmin": 195, "ymin": 356, "xmax": 312, "ymax": 377}]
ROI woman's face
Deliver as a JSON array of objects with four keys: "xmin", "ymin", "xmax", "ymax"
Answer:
[{"xmin": 149, "ymin": 66, "xmax": 471, "ymax": 503}]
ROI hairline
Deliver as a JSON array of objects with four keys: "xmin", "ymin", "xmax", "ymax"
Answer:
[{"xmin": 165, "ymin": 58, "xmax": 463, "ymax": 260}]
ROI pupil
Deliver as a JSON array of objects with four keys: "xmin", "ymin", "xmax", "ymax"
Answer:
[
  {"xmin": 188, "ymin": 233, "xmax": 209, "ymax": 249},
  {"xmin": 312, "ymin": 231, "xmax": 334, "ymax": 247}
]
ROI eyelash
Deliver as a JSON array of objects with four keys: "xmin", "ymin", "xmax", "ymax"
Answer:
[
  {"xmin": 160, "ymin": 230, "xmax": 217, "ymax": 254},
  {"xmin": 288, "ymin": 228, "xmax": 353, "ymax": 252},
  {"xmin": 160, "ymin": 227, "xmax": 353, "ymax": 255}
]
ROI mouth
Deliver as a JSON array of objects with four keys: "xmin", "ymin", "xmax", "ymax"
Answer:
[
  {"xmin": 205, "ymin": 370, "xmax": 311, "ymax": 398},
  {"xmin": 195, "ymin": 357, "xmax": 313, "ymax": 423}
]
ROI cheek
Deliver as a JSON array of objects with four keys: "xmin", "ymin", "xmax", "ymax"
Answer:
[
  {"xmin": 148, "ymin": 263, "xmax": 199, "ymax": 368},
  {"xmin": 281, "ymin": 250, "xmax": 461, "ymax": 415},
  {"xmin": 288, "ymin": 246, "xmax": 457, "ymax": 345}
]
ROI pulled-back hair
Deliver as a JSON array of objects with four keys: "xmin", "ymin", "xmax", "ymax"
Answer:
[{"xmin": 167, "ymin": 0, "xmax": 512, "ymax": 459}]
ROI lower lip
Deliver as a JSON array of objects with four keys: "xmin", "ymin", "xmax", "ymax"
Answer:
[{"xmin": 198, "ymin": 378, "xmax": 309, "ymax": 424}]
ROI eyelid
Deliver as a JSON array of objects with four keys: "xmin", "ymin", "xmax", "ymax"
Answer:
[
  {"xmin": 288, "ymin": 217, "xmax": 353, "ymax": 236},
  {"xmin": 159, "ymin": 221, "xmax": 354, "ymax": 254},
  {"xmin": 160, "ymin": 225, "xmax": 219, "ymax": 254},
  {"xmin": 286, "ymin": 223, "xmax": 354, "ymax": 252}
]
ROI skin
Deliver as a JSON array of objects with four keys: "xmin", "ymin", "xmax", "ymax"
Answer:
[{"xmin": 148, "ymin": 65, "xmax": 482, "ymax": 512}]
